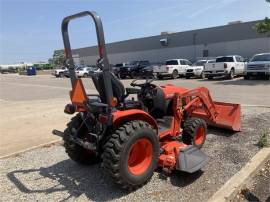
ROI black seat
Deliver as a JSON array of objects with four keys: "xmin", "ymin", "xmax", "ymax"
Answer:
[
  {"xmin": 92, "ymin": 72, "xmax": 125, "ymax": 104},
  {"xmin": 150, "ymin": 87, "xmax": 171, "ymax": 118}
]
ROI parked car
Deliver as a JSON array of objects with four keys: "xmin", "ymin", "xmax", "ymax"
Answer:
[
  {"xmin": 75, "ymin": 66, "xmax": 95, "ymax": 77},
  {"xmin": 204, "ymin": 55, "xmax": 245, "ymax": 79},
  {"xmin": 119, "ymin": 60, "xmax": 150, "ymax": 79},
  {"xmin": 244, "ymin": 53, "xmax": 270, "ymax": 80},
  {"xmin": 111, "ymin": 63, "xmax": 126, "ymax": 78},
  {"xmin": 139, "ymin": 65, "xmax": 156, "ymax": 79},
  {"xmin": 185, "ymin": 59, "xmax": 215, "ymax": 79},
  {"xmin": 153, "ymin": 59, "xmax": 192, "ymax": 79},
  {"xmin": 52, "ymin": 67, "xmax": 67, "ymax": 77}
]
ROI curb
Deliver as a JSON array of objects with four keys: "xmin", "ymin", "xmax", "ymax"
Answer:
[
  {"xmin": 0, "ymin": 139, "xmax": 62, "ymax": 160},
  {"xmin": 207, "ymin": 146, "xmax": 270, "ymax": 202}
]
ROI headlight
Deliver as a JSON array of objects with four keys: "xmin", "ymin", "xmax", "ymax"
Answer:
[{"xmin": 127, "ymin": 68, "xmax": 131, "ymax": 71}]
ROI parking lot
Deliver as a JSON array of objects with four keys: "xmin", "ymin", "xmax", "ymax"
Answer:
[
  {"xmin": 0, "ymin": 74, "xmax": 269, "ymax": 201},
  {"xmin": 0, "ymin": 74, "xmax": 269, "ymax": 157}
]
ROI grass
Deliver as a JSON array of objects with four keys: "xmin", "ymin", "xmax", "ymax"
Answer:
[{"xmin": 258, "ymin": 131, "xmax": 270, "ymax": 148}]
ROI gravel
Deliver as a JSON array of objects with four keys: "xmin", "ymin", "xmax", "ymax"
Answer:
[{"xmin": 0, "ymin": 107, "xmax": 270, "ymax": 202}]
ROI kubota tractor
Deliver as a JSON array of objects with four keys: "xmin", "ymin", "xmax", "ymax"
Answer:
[{"xmin": 53, "ymin": 11, "xmax": 241, "ymax": 190}]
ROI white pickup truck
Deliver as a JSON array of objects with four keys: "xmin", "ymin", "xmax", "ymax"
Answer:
[
  {"xmin": 52, "ymin": 67, "xmax": 68, "ymax": 78},
  {"xmin": 204, "ymin": 55, "xmax": 245, "ymax": 79},
  {"xmin": 153, "ymin": 59, "xmax": 192, "ymax": 79}
]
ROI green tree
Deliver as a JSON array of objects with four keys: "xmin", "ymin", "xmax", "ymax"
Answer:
[
  {"xmin": 52, "ymin": 49, "xmax": 65, "ymax": 67},
  {"xmin": 254, "ymin": 17, "xmax": 270, "ymax": 34},
  {"xmin": 254, "ymin": 1, "xmax": 270, "ymax": 34}
]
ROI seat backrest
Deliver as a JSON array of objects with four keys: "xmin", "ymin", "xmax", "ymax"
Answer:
[
  {"xmin": 92, "ymin": 72, "xmax": 125, "ymax": 104},
  {"xmin": 150, "ymin": 87, "xmax": 171, "ymax": 118}
]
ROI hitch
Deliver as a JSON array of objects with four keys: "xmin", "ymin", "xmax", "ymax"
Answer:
[
  {"xmin": 52, "ymin": 129, "xmax": 96, "ymax": 151},
  {"xmin": 52, "ymin": 129, "xmax": 64, "ymax": 137}
]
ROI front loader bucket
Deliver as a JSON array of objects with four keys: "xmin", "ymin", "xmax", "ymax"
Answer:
[
  {"xmin": 192, "ymin": 101, "xmax": 241, "ymax": 131},
  {"xmin": 212, "ymin": 101, "xmax": 241, "ymax": 131}
]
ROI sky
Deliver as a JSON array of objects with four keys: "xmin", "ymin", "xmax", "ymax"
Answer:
[{"xmin": 0, "ymin": 0, "xmax": 269, "ymax": 64}]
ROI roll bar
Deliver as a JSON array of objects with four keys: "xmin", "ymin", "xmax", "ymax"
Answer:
[{"xmin": 61, "ymin": 11, "xmax": 113, "ymax": 106}]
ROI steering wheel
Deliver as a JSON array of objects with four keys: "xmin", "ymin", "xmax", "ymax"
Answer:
[{"xmin": 130, "ymin": 78, "xmax": 155, "ymax": 88}]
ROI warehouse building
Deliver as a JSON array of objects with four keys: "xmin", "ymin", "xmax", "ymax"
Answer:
[{"xmin": 73, "ymin": 20, "xmax": 270, "ymax": 65}]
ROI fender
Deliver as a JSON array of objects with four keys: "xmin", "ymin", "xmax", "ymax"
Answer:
[{"xmin": 112, "ymin": 109, "xmax": 158, "ymax": 132}]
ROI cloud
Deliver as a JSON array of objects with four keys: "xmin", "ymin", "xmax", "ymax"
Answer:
[
  {"xmin": 107, "ymin": 5, "xmax": 181, "ymax": 25},
  {"xmin": 188, "ymin": 0, "xmax": 239, "ymax": 18}
]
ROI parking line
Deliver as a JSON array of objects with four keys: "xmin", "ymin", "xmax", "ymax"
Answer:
[{"xmin": 0, "ymin": 81, "xmax": 71, "ymax": 90}]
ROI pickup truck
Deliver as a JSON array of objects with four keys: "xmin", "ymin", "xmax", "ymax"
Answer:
[
  {"xmin": 112, "ymin": 63, "xmax": 127, "ymax": 78},
  {"xmin": 153, "ymin": 59, "xmax": 192, "ymax": 79},
  {"xmin": 52, "ymin": 67, "xmax": 67, "ymax": 77},
  {"xmin": 244, "ymin": 53, "xmax": 270, "ymax": 80},
  {"xmin": 204, "ymin": 55, "xmax": 245, "ymax": 79},
  {"xmin": 185, "ymin": 59, "xmax": 215, "ymax": 79},
  {"xmin": 118, "ymin": 60, "xmax": 150, "ymax": 79}
]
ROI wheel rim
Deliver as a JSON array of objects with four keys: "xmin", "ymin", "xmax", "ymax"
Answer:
[
  {"xmin": 128, "ymin": 138, "xmax": 153, "ymax": 176},
  {"xmin": 230, "ymin": 70, "xmax": 234, "ymax": 78},
  {"xmin": 173, "ymin": 71, "xmax": 177, "ymax": 79},
  {"xmin": 194, "ymin": 126, "xmax": 205, "ymax": 145}
]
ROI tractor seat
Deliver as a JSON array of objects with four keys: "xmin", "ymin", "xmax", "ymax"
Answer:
[{"xmin": 92, "ymin": 71, "xmax": 126, "ymax": 105}]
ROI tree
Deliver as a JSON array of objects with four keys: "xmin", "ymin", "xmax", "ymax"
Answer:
[
  {"xmin": 51, "ymin": 49, "xmax": 65, "ymax": 67},
  {"xmin": 254, "ymin": 17, "xmax": 270, "ymax": 34},
  {"xmin": 254, "ymin": 1, "xmax": 270, "ymax": 34}
]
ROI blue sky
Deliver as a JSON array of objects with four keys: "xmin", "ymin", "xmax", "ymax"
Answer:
[{"xmin": 0, "ymin": 0, "xmax": 269, "ymax": 64}]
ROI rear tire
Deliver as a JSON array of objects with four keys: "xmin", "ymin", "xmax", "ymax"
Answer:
[
  {"xmin": 182, "ymin": 117, "xmax": 207, "ymax": 149},
  {"xmin": 172, "ymin": 70, "xmax": 178, "ymax": 79},
  {"xmin": 63, "ymin": 114, "xmax": 100, "ymax": 165},
  {"xmin": 102, "ymin": 121, "xmax": 159, "ymax": 190},
  {"xmin": 228, "ymin": 69, "xmax": 234, "ymax": 80},
  {"xmin": 244, "ymin": 75, "xmax": 250, "ymax": 80}
]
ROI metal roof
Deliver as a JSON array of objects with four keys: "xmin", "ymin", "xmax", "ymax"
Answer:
[{"xmin": 73, "ymin": 20, "xmax": 266, "ymax": 57}]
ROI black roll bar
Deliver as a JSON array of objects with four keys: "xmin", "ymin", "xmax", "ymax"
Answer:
[{"xmin": 61, "ymin": 11, "xmax": 113, "ymax": 106}]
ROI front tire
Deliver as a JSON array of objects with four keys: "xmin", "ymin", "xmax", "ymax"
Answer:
[
  {"xmin": 120, "ymin": 74, "xmax": 126, "ymax": 79},
  {"xmin": 59, "ymin": 72, "xmax": 64, "ymax": 78},
  {"xmin": 244, "ymin": 75, "xmax": 250, "ymax": 80},
  {"xmin": 182, "ymin": 117, "xmax": 207, "ymax": 149},
  {"xmin": 201, "ymin": 72, "xmax": 205, "ymax": 79},
  {"xmin": 63, "ymin": 114, "xmax": 100, "ymax": 165},
  {"xmin": 102, "ymin": 121, "xmax": 159, "ymax": 190}
]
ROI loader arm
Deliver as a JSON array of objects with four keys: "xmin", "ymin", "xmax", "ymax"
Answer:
[
  {"xmin": 182, "ymin": 87, "xmax": 241, "ymax": 131},
  {"xmin": 182, "ymin": 87, "xmax": 217, "ymax": 121}
]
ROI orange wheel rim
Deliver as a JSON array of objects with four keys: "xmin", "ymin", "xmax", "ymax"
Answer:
[
  {"xmin": 128, "ymin": 138, "xmax": 153, "ymax": 176},
  {"xmin": 194, "ymin": 126, "xmax": 205, "ymax": 145}
]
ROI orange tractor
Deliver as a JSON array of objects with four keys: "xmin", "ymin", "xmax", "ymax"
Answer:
[{"xmin": 53, "ymin": 11, "xmax": 241, "ymax": 190}]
